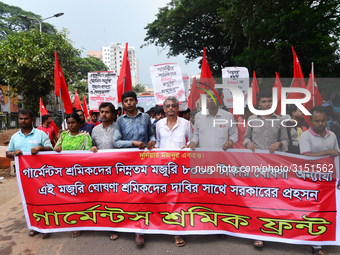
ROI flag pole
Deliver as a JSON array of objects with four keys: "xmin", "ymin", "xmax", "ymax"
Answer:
[
  {"xmin": 123, "ymin": 77, "xmax": 126, "ymax": 94},
  {"xmin": 40, "ymin": 98, "xmax": 42, "ymax": 130},
  {"xmin": 60, "ymin": 87, "xmax": 65, "ymax": 128},
  {"xmin": 312, "ymin": 62, "xmax": 315, "ymax": 106}
]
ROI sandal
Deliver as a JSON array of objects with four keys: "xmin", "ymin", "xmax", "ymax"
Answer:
[
  {"xmin": 135, "ymin": 234, "xmax": 144, "ymax": 246},
  {"xmin": 108, "ymin": 231, "xmax": 119, "ymax": 240},
  {"xmin": 28, "ymin": 230, "xmax": 39, "ymax": 236},
  {"xmin": 72, "ymin": 231, "xmax": 81, "ymax": 238},
  {"xmin": 172, "ymin": 236, "xmax": 186, "ymax": 247},
  {"xmin": 41, "ymin": 233, "xmax": 51, "ymax": 239},
  {"xmin": 312, "ymin": 247, "xmax": 324, "ymax": 255},
  {"xmin": 253, "ymin": 240, "xmax": 263, "ymax": 248}
]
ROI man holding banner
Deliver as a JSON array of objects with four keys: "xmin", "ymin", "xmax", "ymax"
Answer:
[
  {"xmin": 113, "ymin": 91, "xmax": 155, "ymax": 246},
  {"xmin": 6, "ymin": 109, "xmax": 53, "ymax": 239},
  {"xmin": 299, "ymin": 105, "xmax": 339, "ymax": 255},
  {"xmin": 190, "ymin": 89, "xmax": 238, "ymax": 150}
]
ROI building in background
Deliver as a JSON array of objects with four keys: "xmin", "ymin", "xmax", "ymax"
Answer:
[
  {"xmin": 88, "ymin": 43, "xmax": 139, "ymax": 87},
  {"xmin": 88, "ymin": 50, "xmax": 102, "ymax": 60}
]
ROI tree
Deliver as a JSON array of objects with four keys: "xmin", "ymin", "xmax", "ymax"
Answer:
[
  {"xmin": 143, "ymin": 0, "xmax": 246, "ymax": 76},
  {"xmin": 218, "ymin": 0, "xmax": 340, "ymax": 78},
  {"xmin": 0, "ymin": 1, "xmax": 56, "ymax": 39},
  {"xmin": 69, "ymin": 55, "xmax": 109, "ymax": 98},
  {"xmin": 0, "ymin": 28, "xmax": 81, "ymax": 113},
  {"xmin": 133, "ymin": 84, "xmax": 146, "ymax": 93},
  {"xmin": 145, "ymin": 0, "xmax": 340, "ymax": 84}
]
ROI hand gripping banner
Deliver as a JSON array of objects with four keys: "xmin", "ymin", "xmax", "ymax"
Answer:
[{"xmin": 15, "ymin": 149, "xmax": 340, "ymax": 246}]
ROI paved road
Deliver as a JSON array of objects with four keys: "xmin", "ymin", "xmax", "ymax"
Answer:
[{"xmin": 0, "ymin": 177, "xmax": 339, "ymax": 255}]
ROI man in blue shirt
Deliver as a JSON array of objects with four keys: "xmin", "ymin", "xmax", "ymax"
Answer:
[
  {"xmin": 113, "ymin": 91, "xmax": 156, "ymax": 150},
  {"xmin": 113, "ymin": 91, "xmax": 155, "ymax": 246},
  {"xmin": 6, "ymin": 109, "xmax": 53, "ymax": 238}
]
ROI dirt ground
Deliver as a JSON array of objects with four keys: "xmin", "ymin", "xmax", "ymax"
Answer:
[{"xmin": 0, "ymin": 129, "xmax": 19, "ymax": 146}]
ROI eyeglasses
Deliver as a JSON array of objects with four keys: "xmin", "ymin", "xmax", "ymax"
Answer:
[{"xmin": 164, "ymin": 104, "xmax": 178, "ymax": 108}]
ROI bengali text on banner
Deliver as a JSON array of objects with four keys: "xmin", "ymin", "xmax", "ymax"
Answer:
[{"xmin": 15, "ymin": 149, "xmax": 340, "ymax": 246}]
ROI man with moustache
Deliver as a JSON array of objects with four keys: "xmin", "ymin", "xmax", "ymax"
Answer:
[
  {"xmin": 113, "ymin": 91, "xmax": 155, "ymax": 246},
  {"xmin": 299, "ymin": 106, "xmax": 339, "ymax": 255},
  {"xmin": 6, "ymin": 109, "xmax": 53, "ymax": 239},
  {"xmin": 190, "ymin": 89, "xmax": 238, "ymax": 150},
  {"xmin": 76, "ymin": 109, "xmax": 95, "ymax": 136},
  {"xmin": 243, "ymin": 90, "xmax": 289, "ymax": 154},
  {"xmin": 242, "ymin": 90, "xmax": 289, "ymax": 248},
  {"xmin": 91, "ymin": 102, "xmax": 116, "ymax": 150}
]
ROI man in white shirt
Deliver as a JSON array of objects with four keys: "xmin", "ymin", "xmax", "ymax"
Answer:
[
  {"xmin": 156, "ymin": 96, "xmax": 190, "ymax": 149},
  {"xmin": 190, "ymin": 89, "xmax": 238, "ymax": 150},
  {"xmin": 155, "ymin": 96, "xmax": 189, "ymax": 247}
]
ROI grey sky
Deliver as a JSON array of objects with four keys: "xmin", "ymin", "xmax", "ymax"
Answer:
[{"xmin": 2, "ymin": 0, "xmax": 200, "ymax": 85}]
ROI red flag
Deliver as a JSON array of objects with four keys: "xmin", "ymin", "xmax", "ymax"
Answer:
[
  {"xmin": 200, "ymin": 47, "xmax": 215, "ymax": 90},
  {"xmin": 303, "ymin": 69, "xmax": 323, "ymax": 126},
  {"xmin": 74, "ymin": 89, "xmax": 82, "ymax": 110},
  {"xmin": 83, "ymin": 94, "xmax": 89, "ymax": 119},
  {"xmin": 117, "ymin": 43, "xmax": 132, "ymax": 103},
  {"xmin": 288, "ymin": 47, "xmax": 306, "ymax": 99},
  {"xmin": 199, "ymin": 48, "xmax": 222, "ymax": 105},
  {"xmin": 251, "ymin": 71, "xmax": 260, "ymax": 107},
  {"xmin": 188, "ymin": 77, "xmax": 199, "ymax": 110},
  {"xmin": 54, "ymin": 51, "xmax": 73, "ymax": 114},
  {"xmin": 273, "ymin": 72, "xmax": 283, "ymax": 115},
  {"xmin": 39, "ymin": 98, "xmax": 59, "ymax": 134}
]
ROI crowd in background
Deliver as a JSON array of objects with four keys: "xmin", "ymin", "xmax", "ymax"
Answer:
[{"xmin": 5, "ymin": 89, "xmax": 340, "ymax": 254}]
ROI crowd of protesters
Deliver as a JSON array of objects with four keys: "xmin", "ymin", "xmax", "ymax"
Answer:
[{"xmin": 5, "ymin": 90, "xmax": 340, "ymax": 255}]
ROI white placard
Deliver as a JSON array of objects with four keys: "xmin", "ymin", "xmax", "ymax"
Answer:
[
  {"xmin": 222, "ymin": 67, "xmax": 249, "ymax": 108},
  {"xmin": 150, "ymin": 63, "xmax": 185, "ymax": 105},
  {"xmin": 88, "ymin": 72, "xmax": 118, "ymax": 110},
  {"xmin": 179, "ymin": 73, "xmax": 190, "ymax": 111}
]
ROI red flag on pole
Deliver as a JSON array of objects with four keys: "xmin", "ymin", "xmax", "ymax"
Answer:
[
  {"xmin": 74, "ymin": 89, "xmax": 82, "ymax": 110},
  {"xmin": 251, "ymin": 71, "xmax": 260, "ymax": 107},
  {"xmin": 303, "ymin": 70, "xmax": 323, "ymax": 126},
  {"xmin": 288, "ymin": 47, "xmax": 306, "ymax": 99},
  {"xmin": 39, "ymin": 98, "xmax": 59, "ymax": 134},
  {"xmin": 273, "ymin": 72, "xmax": 283, "ymax": 115},
  {"xmin": 199, "ymin": 48, "xmax": 222, "ymax": 105},
  {"xmin": 54, "ymin": 51, "xmax": 73, "ymax": 114},
  {"xmin": 83, "ymin": 94, "xmax": 89, "ymax": 120},
  {"xmin": 188, "ymin": 77, "xmax": 199, "ymax": 111},
  {"xmin": 117, "ymin": 43, "xmax": 132, "ymax": 103},
  {"xmin": 200, "ymin": 47, "xmax": 215, "ymax": 90}
]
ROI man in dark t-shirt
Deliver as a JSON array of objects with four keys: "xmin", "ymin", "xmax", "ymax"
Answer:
[
  {"xmin": 285, "ymin": 105, "xmax": 309, "ymax": 154},
  {"xmin": 77, "ymin": 110, "xmax": 95, "ymax": 135}
]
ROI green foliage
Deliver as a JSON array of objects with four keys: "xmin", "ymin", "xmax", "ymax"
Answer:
[
  {"xmin": 144, "ymin": 0, "xmax": 340, "ymax": 84},
  {"xmin": 133, "ymin": 84, "xmax": 146, "ymax": 93},
  {"xmin": 143, "ymin": 0, "xmax": 246, "ymax": 76},
  {"xmin": 0, "ymin": 1, "xmax": 56, "ymax": 39},
  {"xmin": 0, "ymin": 29, "xmax": 81, "ymax": 113},
  {"xmin": 219, "ymin": 0, "xmax": 340, "ymax": 78},
  {"xmin": 69, "ymin": 55, "xmax": 108, "ymax": 99}
]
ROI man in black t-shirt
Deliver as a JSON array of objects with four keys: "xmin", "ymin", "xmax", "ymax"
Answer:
[{"xmin": 285, "ymin": 105, "xmax": 309, "ymax": 154}]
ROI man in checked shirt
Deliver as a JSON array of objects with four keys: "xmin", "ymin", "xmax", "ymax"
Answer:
[
  {"xmin": 243, "ymin": 89, "xmax": 289, "ymax": 248},
  {"xmin": 113, "ymin": 91, "xmax": 156, "ymax": 246}
]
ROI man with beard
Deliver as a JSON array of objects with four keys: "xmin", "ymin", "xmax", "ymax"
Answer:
[
  {"xmin": 6, "ymin": 109, "xmax": 53, "ymax": 239},
  {"xmin": 77, "ymin": 110, "xmax": 95, "ymax": 136},
  {"xmin": 299, "ymin": 106, "xmax": 339, "ymax": 255}
]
